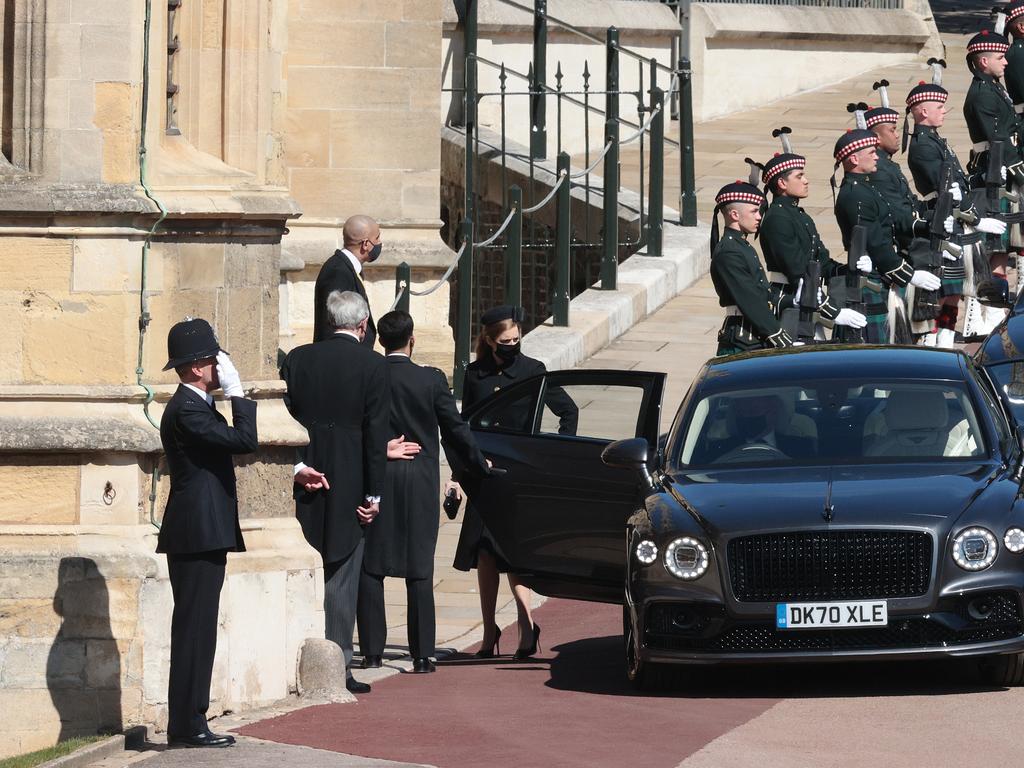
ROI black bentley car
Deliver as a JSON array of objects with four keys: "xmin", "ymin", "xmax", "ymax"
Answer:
[{"xmin": 461, "ymin": 344, "xmax": 1024, "ymax": 689}]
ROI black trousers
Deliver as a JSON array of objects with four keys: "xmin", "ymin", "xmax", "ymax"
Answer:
[
  {"xmin": 324, "ymin": 538, "xmax": 364, "ymax": 678},
  {"xmin": 166, "ymin": 550, "xmax": 227, "ymax": 738},
  {"xmin": 356, "ymin": 570, "xmax": 435, "ymax": 659}
]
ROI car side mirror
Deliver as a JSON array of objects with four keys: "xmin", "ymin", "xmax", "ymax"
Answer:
[{"xmin": 602, "ymin": 437, "xmax": 656, "ymax": 490}]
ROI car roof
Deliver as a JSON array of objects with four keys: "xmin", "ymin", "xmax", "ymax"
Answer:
[{"xmin": 702, "ymin": 345, "xmax": 969, "ymax": 391}]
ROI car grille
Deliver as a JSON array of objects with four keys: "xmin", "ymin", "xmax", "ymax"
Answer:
[
  {"xmin": 645, "ymin": 593, "xmax": 1024, "ymax": 654},
  {"xmin": 727, "ymin": 530, "xmax": 933, "ymax": 602}
]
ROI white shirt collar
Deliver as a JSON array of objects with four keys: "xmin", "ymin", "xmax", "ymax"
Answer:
[
  {"xmin": 386, "ymin": 352, "xmax": 409, "ymax": 357},
  {"xmin": 341, "ymin": 248, "xmax": 362, "ymax": 275},
  {"xmin": 337, "ymin": 329, "xmax": 362, "ymax": 341},
  {"xmin": 183, "ymin": 383, "xmax": 214, "ymax": 405}
]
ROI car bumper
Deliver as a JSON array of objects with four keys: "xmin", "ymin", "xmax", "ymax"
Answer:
[{"xmin": 630, "ymin": 588, "xmax": 1024, "ymax": 666}]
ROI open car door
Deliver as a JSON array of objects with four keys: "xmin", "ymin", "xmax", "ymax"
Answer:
[{"xmin": 458, "ymin": 369, "xmax": 666, "ymax": 604}]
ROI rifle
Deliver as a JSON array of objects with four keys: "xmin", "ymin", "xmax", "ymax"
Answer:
[
  {"xmin": 796, "ymin": 260, "xmax": 821, "ymax": 342},
  {"xmin": 912, "ymin": 169, "xmax": 952, "ymax": 322},
  {"xmin": 836, "ymin": 225, "xmax": 868, "ymax": 344}
]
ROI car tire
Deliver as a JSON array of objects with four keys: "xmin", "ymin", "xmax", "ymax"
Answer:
[
  {"xmin": 979, "ymin": 652, "xmax": 1024, "ymax": 686},
  {"xmin": 623, "ymin": 606, "xmax": 679, "ymax": 692}
]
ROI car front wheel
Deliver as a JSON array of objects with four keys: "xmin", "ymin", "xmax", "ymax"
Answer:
[
  {"xmin": 624, "ymin": 605, "xmax": 675, "ymax": 691},
  {"xmin": 979, "ymin": 652, "xmax": 1024, "ymax": 686}
]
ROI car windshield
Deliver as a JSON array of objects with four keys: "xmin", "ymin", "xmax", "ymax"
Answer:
[{"xmin": 673, "ymin": 379, "xmax": 988, "ymax": 468}]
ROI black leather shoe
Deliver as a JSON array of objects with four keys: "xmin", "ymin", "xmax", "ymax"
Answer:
[
  {"xmin": 361, "ymin": 655, "xmax": 383, "ymax": 669},
  {"xmin": 169, "ymin": 731, "xmax": 235, "ymax": 748},
  {"xmin": 411, "ymin": 657, "xmax": 436, "ymax": 673},
  {"xmin": 346, "ymin": 677, "xmax": 371, "ymax": 694}
]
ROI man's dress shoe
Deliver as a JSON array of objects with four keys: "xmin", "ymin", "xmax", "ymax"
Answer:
[
  {"xmin": 411, "ymin": 657, "xmax": 436, "ymax": 673},
  {"xmin": 346, "ymin": 677, "xmax": 371, "ymax": 694},
  {"xmin": 361, "ymin": 655, "xmax": 383, "ymax": 669},
  {"xmin": 169, "ymin": 730, "xmax": 235, "ymax": 748}
]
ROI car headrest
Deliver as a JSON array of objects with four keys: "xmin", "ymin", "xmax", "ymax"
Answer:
[{"xmin": 884, "ymin": 390, "xmax": 948, "ymax": 431}]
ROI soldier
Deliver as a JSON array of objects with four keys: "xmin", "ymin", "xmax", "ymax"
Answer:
[
  {"xmin": 833, "ymin": 128, "xmax": 941, "ymax": 343},
  {"xmin": 1000, "ymin": 3, "xmax": 1024, "ymax": 118},
  {"xmin": 709, "ymin": 180, "xmax": 794, "ymax": 355},
  {"xmin": 964, "ymin": 28, "xmax": 1021, "ymax": 331},
  {"xmin": 757, "ymin": 129, "xmax": 866, "ymax": 339},
  {"xmin": 906, "ymin": 75, "xmax": 1007, "ymax": 346}
]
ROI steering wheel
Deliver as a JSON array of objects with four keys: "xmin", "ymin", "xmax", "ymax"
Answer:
[{"xmin": 715, "ymin": 442, "xmax": 788, "ymax": 464}]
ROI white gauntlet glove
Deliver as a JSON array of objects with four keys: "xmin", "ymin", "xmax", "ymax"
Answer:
[
  {"xmin": 216, "ymin": 351, "xmax": 244, "ymax": 398},
  {"xmin": 976, "ymin": 217, "xmax": 1008, "ymax": 235},
  {"xmin": 910, "ymin": 270, "xmax": 942, "ymax": 291},
  {"xmin": 1002, "ymin": 165, "xmax": 1009, "ymax": 183},
  {"xmin": 856, "ymin": 255, "xmax": 873, "ymax": 273},
  {"xmin": 949, "ymin": 183, "xmax": 963, "ymax": 202},
  {"xmin": 834, "ymin": 308, "xmax": 867, "ymax": 329},
  {"xmin": 942, "ymin": 215, "xmax": 954, "ymax": 234}
]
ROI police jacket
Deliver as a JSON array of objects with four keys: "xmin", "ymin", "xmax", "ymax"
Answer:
[
  {"xmin": 312, "ymin": 250, "xmax": 377, "ymax": 347},
  {"xmin": 156, "ymin": 386, "xmax": 258, "ymax": 555},
  {"xmin": 964, "ymin": 71, "xmax": 1024, "ymax": 167},
  {"xmin": 1005, "ymin": 37, "xmax": 1024, "ymax": 110},
  {"xmin": 281, "ymin": 332, "xmax": 390, "ymax": 564},
  {"xmin": 363, "ymin": 355, "xmax": 491, "ymax": 580},
  {"xmin": 835, "ymin": 172, "xmax": 914, "ymax": 287},
  {"xmin": 759, "ymin": 194, "xmax": 844, "ymax": 320},
  {"xmin": 709, "ymin": 228, "xmax": 784, "ymax": 341}
]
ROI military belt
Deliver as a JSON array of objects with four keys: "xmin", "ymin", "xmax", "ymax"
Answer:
[
  {"xmin": 723, "ymin": 305, "xmax": 742, "ymax": 316},
  {"xmin": 767, "ymin": 271, "xmax": 789, "ymax": 284},
  {"xmin": 973, "ymin": 141, "xmax": 990, "ymax": 152}
]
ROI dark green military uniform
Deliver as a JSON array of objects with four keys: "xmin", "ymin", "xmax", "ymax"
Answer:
[
  {"xmin": 710, "ymin": 228, "xmax": 788, "ymax": 355},
  {"xmin": 760, "ymin": 195, "xmax": 844, "ymax": 321},
  {"xmin": 964, "ymin": 70, "xmax": 1024, "ymax": 171},
  {"xmin": 872, "ymin": 151, "xmax": 927, "ymax": 252},
  {"xmin": 1004, "ymin": 32, "xmax": 1024, "ymax": 113},
  {"xmin": 835, "ymin": 172, "xmax": 913, "ymax": 343}
]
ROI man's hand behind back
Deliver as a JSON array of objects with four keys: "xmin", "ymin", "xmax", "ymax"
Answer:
[{"xmin": 357, "ymin": 501, "xmax": 379, "ymax": 526}]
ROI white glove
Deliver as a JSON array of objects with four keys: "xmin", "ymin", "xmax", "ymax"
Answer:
[
  {"xmin": 943, "ymin": 215, "xmax": 954, "ymax": 234},
  {"xmin": 910, "ymin": 270, "xmax": 942, "ymax": 291},
  {"xmin": 834, "ymin": 308, "xmax": 867, "ymax": 328},
  {"xmin": 1002, "ymin": 165, "xmax": 1009, "ymax": 183},
  {"xmin": 792, "ymin": 341, "xmax": 806, "ymax": 347},
  {"xmin": 976, "ymin": 217, "xmax": 1007, "ymax": 235},
  {"xmin": 216, "ymin": 351, "xmax": 244, "ymax": 398},
  {"xmin": 856, "ymin": 255, "xmax": 873, "ymax": 273},
  {"xmin": 949, "ymin": 183, "xmax": 963, "ymax": 202}
]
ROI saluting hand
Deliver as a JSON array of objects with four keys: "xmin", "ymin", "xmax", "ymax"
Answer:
[
  {"xmin": 387, "ymin": 435, "xmax": 422, "ymax": 460},
  {"xmin": 357, "ymin": 501, "xmax": 380, "ymax": 526}
]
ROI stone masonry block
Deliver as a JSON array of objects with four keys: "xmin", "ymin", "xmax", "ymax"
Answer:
[
  {"xmin": 401, "ymin": 171, "xmax": 443, "ymax": 221},
  {"xmin": 59, "ymin": 129, "xmax": 104, "ymax": 183},
  {"xmin": 139, "ymin": 576, "xmax": 171, "ymax": 704},
  {"xmin": 70, "ymin": 0, "xmax": 133, "ymax": 26},
  {"xmin": 222, "ymin": 286, "xmax": 263, "ymax": 377},
  {"xmin": 0, "ymin": 638, "xmax": 85, "ymax": 688},
  {"xmin": 59, "ymin": 576, "xmax": 140, "ymax": 641},
  {"xmin": 79, "ymin": 454, "xmax": 142, "ymax": 526},
  {"xmin": 0, "ymin": 237, "xmax": 73, "ymax": 292},
  {"xmin": 298, "ymin": 0, "xmax": 402, "ymax": 22},
  {"xmin": 385, "ymin": 21, "xmax": 440, "ymax": 69},
  {"xmin": 46, "ymin": 23, "xmax": 82, "ymax": 80},
  {"xmin": 329, "ymin": 110, "xmax": 439, "ymax": 171},
  {"xmin": 289, "ymin": 168, "xmax": 404, "ymax": 221},
  {"xmin": 296, "ymin": 638, "xmax": 352, "ymax": 702},
  {"xmin": 72, "ymin": 237, "xmax": 163, "ymax": 293},
  {"xmin": 0, "ymin": 456, "xmax": 79, "ymax": 524},
  {"xmin": 287, "ymin": 67, "xmax": 408, "ymax": 111},
  {"xmin": 284, "ymin": 109, "xmax": 330, "ymax": 169},
  {"xmin": 403, "ymin": 0, "xmax": 443, "ymax": 21},
  {"xmin": 224, "ymin": 570, "xmax": 288, "ymax": 705},
  {"xmin": 81, "ymin": 25, "xmax": 134, "ymax": 81},
  {"xmin": 176, "ymin": 242, "xmax": 226, "ymax": 290},
  {"xmin": 287, "ymin": 21, "xmax": 385, "ymax": 67},
  {"xmin": 408, "ymin": 68, "xmax": 443, "ymax": 112},
  {"xmin": 0, "ymin": 598, "xmax": 62, "ymax": 639}
]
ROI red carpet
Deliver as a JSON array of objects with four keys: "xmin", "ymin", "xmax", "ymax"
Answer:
[{"xmin": 238, "ymin": 599, "xmax": 779, "ymax": 768}]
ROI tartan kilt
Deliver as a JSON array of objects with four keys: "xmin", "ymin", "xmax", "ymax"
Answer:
[
  {"xmin": 941, "ymin": 261, "xmax": 965, "ymax": 296},
  {"xmin": 862, "ymin": 281, "xmax": 889, "ymax": 344}
]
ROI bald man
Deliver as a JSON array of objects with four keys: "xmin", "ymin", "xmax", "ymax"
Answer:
[{"xmin": 313, "ymin": 215, "xmax": 382, "ymax": 346}]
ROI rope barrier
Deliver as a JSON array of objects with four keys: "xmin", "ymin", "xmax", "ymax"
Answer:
[
  {"xmin": 569, "ymin": 141, "xmax": 614, "ymax": 179},
  {"xmin": 618, "ymin": 104, "xmax": 662, "ymax": 146},
  {"xmin": 475, "ymin": 206, "xmax": 519, "ymax": 248},
  {"xmin": 522, "ymin": 172, "xmax": 567, "ymax": 213},
  {"xmin": 388, "ymin": 241, "xmax": 467, "ymax": 310}
]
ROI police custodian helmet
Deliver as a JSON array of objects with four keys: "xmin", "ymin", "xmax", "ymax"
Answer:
[{"xmin": 163, "ymin": 318, "xmax": 225, "ymax": 371}]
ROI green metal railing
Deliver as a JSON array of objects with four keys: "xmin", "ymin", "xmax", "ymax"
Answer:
[{"xmin": 397, "ymin": 0, "xmax": 697, "ymax": 395}]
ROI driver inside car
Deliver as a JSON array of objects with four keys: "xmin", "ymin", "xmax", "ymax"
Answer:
[{"xmin": 714, "ymin": 394, "xmax": 816, "ymax": 463}]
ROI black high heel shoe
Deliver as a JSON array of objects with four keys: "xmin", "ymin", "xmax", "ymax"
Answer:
[
  {"xmin": 512, "ymin": 623, "xmax": 541, "ymax": 661},
  {"xmin": 475, "ymin": 626, "xmax": 501, "ymax": 658}
]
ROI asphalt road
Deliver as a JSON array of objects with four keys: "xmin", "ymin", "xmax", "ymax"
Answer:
[{"xmin": 238, "ymin": 597, "xmax": 1024, "ymax": 768}]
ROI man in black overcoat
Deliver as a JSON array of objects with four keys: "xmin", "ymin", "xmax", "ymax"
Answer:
[
  {"xmin": 157, "ymin": 319, "xmax": 258, "ymax": 748},
  {"xmin": 280, "ymin": 290, "xmax": 389, "ymax": 694},
  {"xmin": 356, "ymin": 311, "xmax": 492, "ymax": 673},
  {"xmin": 312, "ymin": 214, "xmax": 382, "ymax": 347}
]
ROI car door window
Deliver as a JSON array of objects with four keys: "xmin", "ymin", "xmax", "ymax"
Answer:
[
  {"xmin": 538, "ymin": 383, "xmax": 645, "ymax": 441},
  {"xmin": 468, "ymin": 379, "xmax": 541, "ymax": 434},
  {"xmin": 986, "ymin": 361, "xmax": 1024, "ymax": 428}
]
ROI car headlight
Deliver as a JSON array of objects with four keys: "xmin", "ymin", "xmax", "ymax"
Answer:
[
  {"xmin": 664, "ymin": 537, "xmax": 709, "ymax": 580},
  {"xmin": 1005, "ymin": 528, "xmax": 1024, "ymax": 553},
  {"xmin": 635, "ymin": 539, "xmax": 658, "ymax": 565},
  {"xmin": 952, "ymin": 527, "xmax": 998, "ymax": 571}
]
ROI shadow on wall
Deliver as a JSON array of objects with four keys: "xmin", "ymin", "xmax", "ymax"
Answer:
[{"xmin": 47, "ymin": 558, "xmax": 123, "ymax": 741}]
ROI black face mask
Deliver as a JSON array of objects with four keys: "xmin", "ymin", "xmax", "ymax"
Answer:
[
  {"xmin": 736, "ymin": 414, "xmax": 769, "ymax": 440},
  {"xmin": 494, "ymin": 341, "xmax": 521, "ymax": 363},
  {"xmin": 367, "ymin": 242, "xmax": 382, "ymax": 263}
]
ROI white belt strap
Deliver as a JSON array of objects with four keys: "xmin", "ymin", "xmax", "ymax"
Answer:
[
  {"xmin": 973, "ymin": 141, "xmax": 990, "ymax": 152},
  {"xmin": 767, "ymin": 271, "xmax": 789, "ymax": 284},
  {"xmin": 1016, "ymin": 104, "xmax": 1024, "ymax": 115},
  {"xmin": 723, "ymin": 305, "xmax": 742, "ymax": 316}
]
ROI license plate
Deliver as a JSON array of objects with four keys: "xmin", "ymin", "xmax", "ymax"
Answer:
[{"xmin": 776, "ymin": 600, "xmax": 887, "ymax": 630}]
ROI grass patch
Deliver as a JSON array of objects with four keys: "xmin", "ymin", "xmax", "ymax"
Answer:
[{"xmin": 0, "ymin": 735, "xmax": 109, "ymax": 768}]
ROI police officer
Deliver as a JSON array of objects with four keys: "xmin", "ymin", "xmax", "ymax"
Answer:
[
  {"xmin": 906, "ymin": 77, "xmax": 1007, "ymax": 346},
  {"xmin": 709, "ymin": 180, "xmax": 793, "ymax": 355},
  {"xmin": 833, "ymin": 129, "xmax": 941, "ymax": 343},
  {"xmin": 157, "ymin": 319, "xmax": 257, "ymax": 748},
  {"xmin": 964, "ymin": 28, "xmax": 1021, "ymax": 324},
  {"xmin": 758, "ymin": 130, "xmax": 866, "ymax": 339}
]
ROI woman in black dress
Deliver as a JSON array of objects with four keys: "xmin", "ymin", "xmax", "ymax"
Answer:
[{"xmin": 449, "ymin": 306, "xmax": 577, "ymax": 659}]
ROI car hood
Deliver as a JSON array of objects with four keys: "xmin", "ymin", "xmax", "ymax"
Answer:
[{"xmin": 665, "ymin": 463, "xmax": 999, "ymax": 535}]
